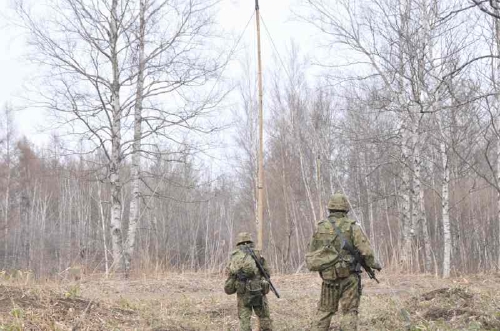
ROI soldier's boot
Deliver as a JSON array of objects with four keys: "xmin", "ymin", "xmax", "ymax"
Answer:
[
  {"xmin": 339, "ymin": 312, "xmax": 358, "ymax": 331},
  {"xmin": 238, "ymin": 305, "xmax": 252, "ymax": 331},
  {"xmin": 311, "ymin": 310, "xmax": 334, "ymax": 331},
  {"xmin": 259, "ymin": 318, "xmax": 272, "ymax": 331},
  {"xmin": 255, "ymin": 302, "xmax": 272, "ymax": 331}
]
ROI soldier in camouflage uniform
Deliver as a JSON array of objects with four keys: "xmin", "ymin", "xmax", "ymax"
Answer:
[
  {"xmin": 308, "ymin": 193, "xmax": 381, "ymax": 331},
  {"xmin": 224, "ymin": 232, "xmax": 273, "ymax": 331}
]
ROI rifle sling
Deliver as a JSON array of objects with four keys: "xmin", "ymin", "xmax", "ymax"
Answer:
[
  {"xmin": 331, "ymin": 219, "xmax": 379, "ymax": 283},
  {"xmin": 330, "ymin": 218, "xmax": 357, "ymax": 265}
]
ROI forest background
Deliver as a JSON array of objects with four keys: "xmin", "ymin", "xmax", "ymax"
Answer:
[{"xmin": 1, "ymin": 0, "xmax": 500, "ymax": 281}]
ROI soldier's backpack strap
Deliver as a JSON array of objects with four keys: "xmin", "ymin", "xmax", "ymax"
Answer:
[
  {"xmin": 330, "ymin": 218, "xmax": 350, "ymax": 260},
  {"xmin": 332, "ymin": 218, "xmax": 363, "ymax": 272},
  {"xmin": 314, "ymin": 219, "xmax": 335, "ymax": 247}
]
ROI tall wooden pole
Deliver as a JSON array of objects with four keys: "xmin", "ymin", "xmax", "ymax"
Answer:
[
  {"xmin": 255, "ymin": 0, "xmax": 264, "ymax": 252},
  {"xmin": 255, "ymin": 0, "xmax": 264, "ymax": 331},
  {"xmin": 255, "ymin": 3, "xmax": 265, "ymax": 330},
  {"xmin": 317, "ymin": 154, "xmax": 322, "ymax": 219}
]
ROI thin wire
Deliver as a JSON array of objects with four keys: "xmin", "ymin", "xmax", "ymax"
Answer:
[
  {"xmin": 260, "ymin": 14, "xmax": 294, "ymax": 86},
  {"xmin": 204, "ymin": 12, "xmax": 256, "ymax": 102}
]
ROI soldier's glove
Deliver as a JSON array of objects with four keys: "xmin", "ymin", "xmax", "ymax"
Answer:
[
  {"xmin": 372, "ymin": 262, "xmax": 382, "ymax": 272},
  {"xmin": 224, "ymin": 275, "xmax": 237, "ymax": 295},
  {"xmin": 261, "ymin": 279, "xmax": 270, "ymax": 295}
]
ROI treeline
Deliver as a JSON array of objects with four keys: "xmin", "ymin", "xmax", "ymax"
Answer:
[
  {"xmin": 0, "ymin": 130, "xmax": 239, "ymax": 276},
  {"xmin": 1, "ymin": 0, "xmax": 500, "ymax": 278}
]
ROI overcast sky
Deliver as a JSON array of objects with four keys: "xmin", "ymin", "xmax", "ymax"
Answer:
[{"xmin": 0, "ymin": 0, "xmax": 319, "ymax": 144}]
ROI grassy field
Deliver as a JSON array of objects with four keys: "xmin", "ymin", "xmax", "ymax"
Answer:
[{"xmin": 0, "ymin": 271, "xmax": 499, "ymax": 330}]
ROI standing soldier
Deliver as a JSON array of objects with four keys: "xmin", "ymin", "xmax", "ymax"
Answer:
[
  {"xmin": 224, "ymin": 232, "xmax": 273, "ymax": 331},
  {"xmin": 306, "ymin": 193, "xmax": 381, "ymax": 331}
]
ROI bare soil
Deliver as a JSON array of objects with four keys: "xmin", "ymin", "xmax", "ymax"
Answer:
[{"xmin": 0, "ymin": 272, "xmax": 499, "ymax": 330}]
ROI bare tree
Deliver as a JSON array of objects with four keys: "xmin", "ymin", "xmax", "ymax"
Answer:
[
  {"xmin": 0, "ymin": 104, "xmax": 16, "ymax": 267},
  {"xmin": 15, "ymin": 0, "xmax": 225, "ymax": 273}
]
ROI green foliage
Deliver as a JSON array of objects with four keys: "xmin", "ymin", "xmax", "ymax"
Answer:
[
  {"xmin": 9, "ymin": 308, "xmax": 23, "ymax": 319},
  {"xmin": 118, "ymin": 297, "xmax": 135, "ymax": 310},
  {"xmin": 467, "ymin": 321, "xmax": 482, "ymax": 330},
  {"xmin": 3, "ymin": 307, "xmax": 25, "ymax": 331},
  {"xmin": 0, "ymin": 324, "xmax": 23, "ymax": 331},
  {"xmin": 64, "ymin": 284, "xmax": 80, "ymax": 299}
]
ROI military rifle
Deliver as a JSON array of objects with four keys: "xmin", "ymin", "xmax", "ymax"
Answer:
[
  {"xmin": 235, "ymin": 270, "xmax": 247, "ymax": 282},
  {"xmin": 340, "ymin": 239, "xmax": 379, "ymax": 283},
  {"xmin": 331, "ymin": 221, "xmax": 380, "ymax": 283},
  {"xmin": 242, "ymin": 245, "xmax": 280, "ymax": 298}
]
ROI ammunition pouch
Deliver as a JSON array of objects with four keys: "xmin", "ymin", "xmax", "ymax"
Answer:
[
  {"xmin": 320, "ymin": 255, "xmax": 356, "ymax": 280},
  {"xmin": 242, "ymin": 278, "xmax": 263, "ymax": 307},
  {"xmin": 235, "ymin": 279, "xmax": 246, "ymax": 294},
  {"xmin": 319, "ymin": 265, "xmax": 336, "ymax": 280},
  {"xmin": 319, "ymin": 281, "xmax": 340, "ymax": 311},
  {"xmin": 261, "ymin": 279, "xmax": 270, "ymax": 295},
  {"xmin": 336, "ymin": 255, "xmax": 355, "ymax": 278}
]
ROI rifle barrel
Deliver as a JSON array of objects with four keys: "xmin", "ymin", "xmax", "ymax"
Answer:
[{"xmin": 244, "ymin": 246, "xmax": 280, "ymax": 298}]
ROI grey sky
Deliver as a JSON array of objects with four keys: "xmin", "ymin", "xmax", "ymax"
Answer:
[{"xmin": 0, "ymin": 0, "xmax": 318, "ymax": 144}]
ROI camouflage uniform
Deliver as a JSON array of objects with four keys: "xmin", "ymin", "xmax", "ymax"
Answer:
[
  {"xmin": 308, "ymin": 194, "xmax": 381, "ymax": 331},
  {"xmin": 224, "ymin": 232, "xmax": 273, "ymax": 331}
]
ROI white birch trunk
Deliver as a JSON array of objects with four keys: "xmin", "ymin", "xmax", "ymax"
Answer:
[
  {"xmin": 397, "ymin": 0, "xmax": 413, "ymax": 269},
  {"xmin": 97, "ymin": 180, "xmax": 110, "ymax": 277},
  {"xmin": 383, "ymin": 179, "xmax": 394, "ymax": 252},
  {"xmin": 3, "ymin": 141, "xmax": 11, "ymax": 265},
  {"xmin": 363, "ymin": 152, "xmax": 375, "ymax": 248},
  {"xmin": 441, "ymin": 140, "xmax": 451, "ymax": 278},
  {"xmin": 411, "ymin": 111, "xmax": 431, "ymax": 272},
  {"xmin": 498, "ymin": 136, "xmax": 500, "ymax": 271},
  {"xmin": 109, "ymin": 0, "xmax": 124, "ymax": 272},
  {"xmin": 420, "ymin": 189, "xmax": 432, "ymax": 272},
  {"xmin": 3, "ymin": 106, "xmax": 13, "ymax": 266},
  {"xmin": 416, "ymin": 131, "xmax": 432, "ymax": 272},
  {"xmin": 125, "ymin": 0, "xmax": 147, "ymax": 276},
  {"xmin": 437, "ymin": 112, "xmax": 451, "ymax": 278},
  {"xmin": 411, "ymin": 128, "xmax": 427, "ymax": 268},
  {"xmin": 4, "ymin": 174, "xmax": 9, "ymax": 265},
  {"xmin": 401, "ymin": 120, "xmax": 413, "ymax": 267},
  {"xmin": 494, "ymin": 8, "xmax": 500, "ymax": 272},
  {"xmin": 412, "ymin": 0, "xmax": 433, "ymax": 273}
]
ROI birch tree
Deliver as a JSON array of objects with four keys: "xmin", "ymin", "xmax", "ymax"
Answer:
[
  {"xmin": 124, "ymin": 0, "xmax": 224, "ymax": 274},
  {"xmin": 445, "ymin": 0, "xmax": 500, "ymax": 273},
  {"xmin": 0, "ymin": 104, "xmax": 16, "ymax": 267},
  {"xmin": 16, "ymin": 0, "xmax": 225, "ymax": 273},
  {"xmin": 299, "ymin": 0, "xmax": 421, "ymax": 269}
]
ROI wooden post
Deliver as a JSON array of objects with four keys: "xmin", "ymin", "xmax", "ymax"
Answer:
[
  {"xmin": 317, "ymin": 154, "xmax": 322, "ymax": 219},
  {"xmin": 255, "ymin": 1, "xmax": 264, "ymax": 329},
  {"xmin": 256, "ymin": 0, "xmax": 264, "ymax": 252}
]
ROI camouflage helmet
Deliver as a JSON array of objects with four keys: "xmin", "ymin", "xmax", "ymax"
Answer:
[
  {"xmin": 327, "ymin": 193, "xmax": 350, "ymax": 212},
  {"xmin": 236, "ymin": 232, "xmax": 253, "ymax": 245}
]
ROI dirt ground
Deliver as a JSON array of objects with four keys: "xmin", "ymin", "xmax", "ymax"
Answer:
[{"xmin": 0, "ymin": 271, "xmax": 499, "ymax": 330}]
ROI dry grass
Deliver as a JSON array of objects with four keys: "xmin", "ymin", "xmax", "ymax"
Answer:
[{"xmin": 0, "ymin": 272, "xmax": 499, "ymax": 330}]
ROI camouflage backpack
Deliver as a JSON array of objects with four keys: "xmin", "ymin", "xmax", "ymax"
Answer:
[
  {"xmin": 228, "ymin": 248, "xmax": 259, "ymax": 278},
  {"xmin": 306, "ymin": 219, "xmax": 342, "ymax": 271}
]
